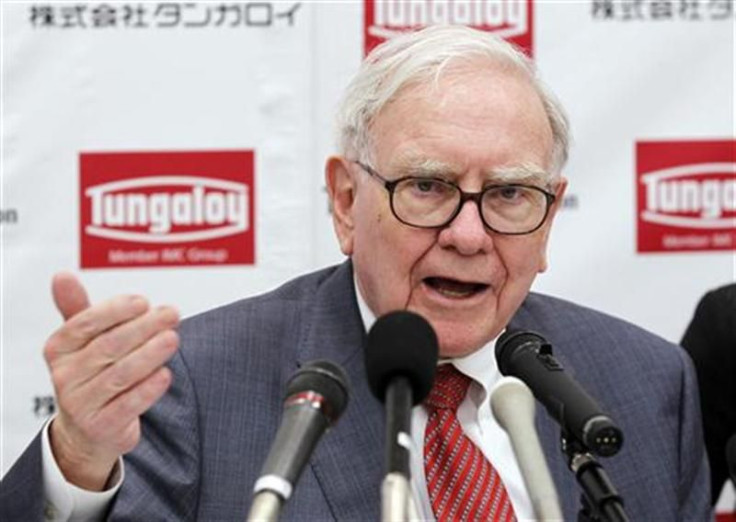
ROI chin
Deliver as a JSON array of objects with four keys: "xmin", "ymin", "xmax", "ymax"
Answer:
[
  {"xmin": 422, "ymin": 313, "xmax": 496, "ymax": 359},
  {"xmin": 435, "ymin": 330, "xmax": 489, "ymax": 359}
]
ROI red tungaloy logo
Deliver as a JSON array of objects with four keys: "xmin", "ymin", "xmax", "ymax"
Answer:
[
  {"xmin": 637, "ymin": 140, "xmax": 735, "ymax": 253},
  {"xmin": 80, "ymin": 151, "xmax": 255, "ymax": 268},
  {"xmin": 364, "ymin": 0, "xmax": 534, "ymax": 56},
  {"xmin": 86, "ymin": 176, "xmax": 248, "ymax": 242}
]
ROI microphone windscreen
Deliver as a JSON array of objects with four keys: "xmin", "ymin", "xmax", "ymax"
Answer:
[
  {"xmin": 365, "ymin": 310, "xmax": 438, "ymax": 405},
  {"xmin": 495, "ymin": 330, "xmax": 546, "ymax": 375},
  {"xmin": 287, "ymin": 360, "xmax": 350, "ymax": 423}
]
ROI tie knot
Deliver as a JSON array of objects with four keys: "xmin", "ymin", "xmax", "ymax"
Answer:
[{"xmin": 424, "ymin": 365, "xmax": 471, "ymax": 412}]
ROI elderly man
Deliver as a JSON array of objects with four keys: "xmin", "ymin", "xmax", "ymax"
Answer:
[{"xmin": 1, "ymin": 25, "xmax": 710, "ymax": 521}]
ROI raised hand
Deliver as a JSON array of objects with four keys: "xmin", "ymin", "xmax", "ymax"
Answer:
[{"xmin": 44, "ymin": 272, "xmax": 180, "ymax": 491}]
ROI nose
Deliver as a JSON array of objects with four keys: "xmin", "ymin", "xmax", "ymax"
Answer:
[{"xmin": 436, "ymin": 199, "xmax": 493, "ymax": 255}]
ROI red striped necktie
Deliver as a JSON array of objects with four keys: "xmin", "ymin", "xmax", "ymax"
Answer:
[{"xmin": 423, "ymin": 364, "xmax": 516, "ymax": 522}]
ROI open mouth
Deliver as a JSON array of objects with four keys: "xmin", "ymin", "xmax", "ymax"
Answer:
[{"xmin": 424, "ymin": 277, "xmax": 489, "ymax": 299}]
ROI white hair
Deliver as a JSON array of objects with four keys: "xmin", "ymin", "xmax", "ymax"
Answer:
[{"xmin": 335, "ymin": 25, "xmax": 570, "ymax": 177}]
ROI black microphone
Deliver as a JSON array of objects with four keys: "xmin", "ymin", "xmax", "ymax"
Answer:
[
  {"xmin": 727, "ymin": 434, "xmax": 736, "ymax": 485},
  {"xmin": 248, "ymin": 360, "xmax": 350, "ymax": 521},
  {"xmin": 496, "ymin": 330, "xmax": 623, "ymax": 457},
  {"xmin": 365, "ymin": 311, "xmax": 438, "ymax": 477}
]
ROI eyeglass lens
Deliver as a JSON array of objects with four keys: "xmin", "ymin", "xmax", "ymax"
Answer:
[{"xmin": 391, "ymin": 178, "xmax": 549, "ymax": 233}]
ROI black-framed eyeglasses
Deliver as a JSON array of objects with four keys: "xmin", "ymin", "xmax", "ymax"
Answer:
[{"xmin": 355, "ymin": 161, "xmax": 557, "ymax": 235}]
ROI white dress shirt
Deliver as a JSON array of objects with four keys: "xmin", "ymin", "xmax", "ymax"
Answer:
[{"xmin": 41, "ymin": 419, "xmax": 122, "ymax": 521}]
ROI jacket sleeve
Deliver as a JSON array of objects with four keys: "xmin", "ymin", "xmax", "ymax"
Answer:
[
  {"xmin": 107, "ymin": 349, "xmax": 202, "ymax": 520},
  {"xmin": 0, "ymin": 431, "xmax": 46, "ymax": 521},
  {"xmin": 676, "ymin": 347, "xmax": 714, "ymax": 521}
]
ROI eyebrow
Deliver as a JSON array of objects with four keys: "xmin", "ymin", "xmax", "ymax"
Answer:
[
  {"xmin": 391, "ymin": 157, "xmax": 551, "ymax": 186},
  {"xmin": 393, "ymin": 158, "xmax": 456, "ymax": 178},
  {"xmin": 488, "ymin": 163, "xmax": 551, "ymax": 186}
]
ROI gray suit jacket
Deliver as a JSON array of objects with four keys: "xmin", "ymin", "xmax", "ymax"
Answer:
[{"xmin": 1, "ymin": 261, "xmax": 711, "ymax": 520}]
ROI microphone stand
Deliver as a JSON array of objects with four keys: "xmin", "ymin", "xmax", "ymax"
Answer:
[
  {"xmin": 381, "ymin": 377, "xmax": 414, "ymax": 522},
  {"xmin": 561, "ymin": 434, "xmax": 629, "ymax": 522}
]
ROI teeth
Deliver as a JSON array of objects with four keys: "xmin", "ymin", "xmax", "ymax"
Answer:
[
  {"xmin": 426, "ymin": 277, "xmax": 485, "ymax": 298},
  {"xmin": 436, "ymin": 286, "xmax": 475, "ymax": 298}
]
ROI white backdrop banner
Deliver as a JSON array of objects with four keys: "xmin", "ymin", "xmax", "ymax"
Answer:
[{"xmin": 2, "ymin": 0, "xmax": 734, "ymax": 514}]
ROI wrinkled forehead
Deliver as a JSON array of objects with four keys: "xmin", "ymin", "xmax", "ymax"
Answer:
[{"xmin": 367, "ymin": 61, "xmax": 556, "ymax": 181}]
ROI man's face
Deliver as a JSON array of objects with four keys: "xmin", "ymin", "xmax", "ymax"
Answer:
[{"xmin": 328, "ymin": 62, "xmax": 567, "ymax": 358}]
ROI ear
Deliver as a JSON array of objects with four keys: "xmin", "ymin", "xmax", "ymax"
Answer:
[
  {"xmin": 537, "ymin": 176, "xmax": 568, "ymax": 273},
  {"xmin": 325, "ymin": 156, "xmax": 358, "ymax": 256}
]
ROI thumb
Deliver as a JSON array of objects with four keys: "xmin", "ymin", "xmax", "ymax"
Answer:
[{"xmin": 52, "ymin": 271, "xmax": 91, "ymax": 320}]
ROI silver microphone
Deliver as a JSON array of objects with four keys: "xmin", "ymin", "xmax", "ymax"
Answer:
[
  {"xmin": 491, "ymin": 376, "xmax": 563, "ymax": 521},
  {"xmin": 248, "ymin": 360, "xmax": 350, "ymax": 522}
]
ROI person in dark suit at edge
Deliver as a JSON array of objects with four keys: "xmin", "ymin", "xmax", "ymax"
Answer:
[
  {"xmin": 0, "ymin": 25, "xmax": 711, "ymax": 521},
  {"xmin": 681, "ymin": 283, "xmax": 736, "ymax": 506}
]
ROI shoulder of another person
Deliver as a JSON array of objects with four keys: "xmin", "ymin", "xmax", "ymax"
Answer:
[{"xmin": 699, "ymin": 283, "xmax": 736, "ymax": 320}]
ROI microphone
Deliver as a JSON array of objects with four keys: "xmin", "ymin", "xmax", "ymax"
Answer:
[
  {"xmin": 496, "ymin": 330, "xmax": 623, "ymax": 457},
  {"xmin": 727, "ymin": 433, "xmax": 736, "ymax": 485},
  {"xmin": 366, "ymin": 310, "xmax": 438, "ymax": 473},
  {"xmin": 248, "ymin": 360, "xmax": 350, "ymax": 522},
  {"xmin": 365, "ymin": 310, "xmax": 438, "ymax": 522},
  {"xmin": 491, "ymin": 376, "xmax": 562, "ymax": 521}
]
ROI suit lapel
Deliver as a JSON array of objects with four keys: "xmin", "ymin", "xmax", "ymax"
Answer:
[{"xmin": 296, "ymin": 261, "xmax": 384, "ymax": 521}]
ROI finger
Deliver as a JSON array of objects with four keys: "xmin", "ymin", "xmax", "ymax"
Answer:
[
  {"xmin": 85, "ymin": 366, "xmax": 173, "ymax": 451},
  {"xmin": 88, "ymin": 305, "xmax": 180, "ymax": 367},
  {"xmin": 52, "ymin": 272, "xmax": 91, "ymax": 320},
  {"xmin": 45, "ymin": 294, "xmax": 150, "ymax": 360},
  {"xmin": 54, "ymin": 306, "xmax": 179, "ymax": 391},
  {"xmin": 66, "ymin": 329, "xmax": 179, "ymax": 414},
  {"xmin": 61, "ymin": 366, "xmax": 173, "ymax": 456}
]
